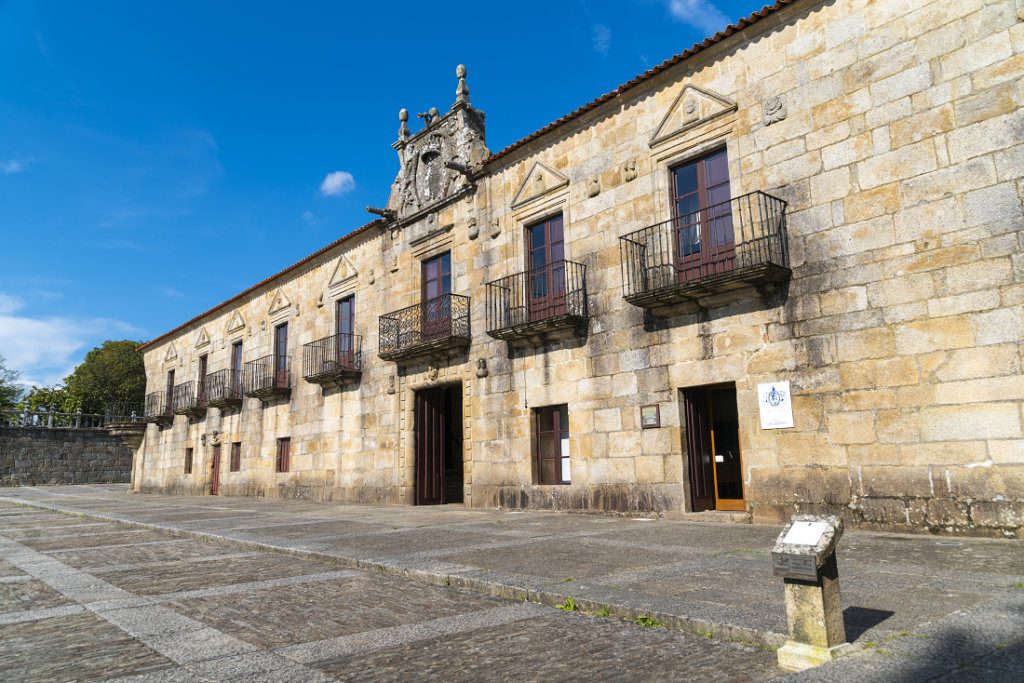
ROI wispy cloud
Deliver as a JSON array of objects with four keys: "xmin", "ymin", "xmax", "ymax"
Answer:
[
  {"xmin": 320, "ymin": 171, "xmax": 355, "ymax": 197},
  {"xmin": 160, "ymin": 287, "xmax": 184, "ymax": 299},
  {"xmin": 302, "ymin": 210, "xmax": 315, "ymax": 222},
  {"xmin": 0, "ymin": 292, "xmax": 145, "ymax": 388},
  {"xmin": 592, "ymin": 24, "xmax": 612, "ymax": 56},
  {"xmin": 1, "ymin": 159, "xmax": 27, "ymax": 174},
  {"xmin": 666, "ymin": 0, "xmax": 730, "ymax": 36}
]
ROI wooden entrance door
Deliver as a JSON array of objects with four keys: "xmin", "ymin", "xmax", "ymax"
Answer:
[
  {"xmin": 210, "ymin": 444, "xmax": 221, "ymax": 495},
  {"xmin": 526, "ymin": 214, "xmax": 566, "ymax": 321},
  {"xmin": 421, "ymin": 252, "xmax": 452, "ymax": 342},
  {"xmin": 414, "ymin": 385, "xmax": 463, "ymax": 505},
  {"xmin": 682, "ymin": 385, "xmax": 745, "ymax": 512},
  {"xmin": 672, "ymin": 149, "xmax": 735, "ymax": 282}
]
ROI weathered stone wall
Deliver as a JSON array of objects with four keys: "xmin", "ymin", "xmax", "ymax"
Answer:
[
  {"xmin": 134, "ymin": 0, "xmax": 1024, "ymax": 537},
  {"xmin": 0, "ymin": 428, "xmax": 133, "ymax": 486}
]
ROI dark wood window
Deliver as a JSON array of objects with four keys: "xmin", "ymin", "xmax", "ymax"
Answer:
[
  {"xmin": 336, "ymin": 295, "xmax": 355, "ymax": 363},
  {"xmin": 671, "ymin": 148, "xmax": 735, "ymax": 280},
  {"xmin": 184, "ymin": 447, "xmax": 193, "ymax": 474},
  {"xmin": 197, "ymin": 354, "xmax": 208, "ymax": 402},
  {"xmin": 274, "ymin": 323, "xmax": 289, "ymax": 388},
  {"xmin": 526, "ymin": 214, "xmax": 567, "ymax": 321},
  {"xmin": 230, "ymin": 442, "xmax": 241, "ymax": 472},
  {"xmin": 165, "ymin": 369, "xmax": 175, "ymax": 413},
  {"xmin": 276, "ymin": 437, "xmax": 291, "ymax": 473},
  {"xmin": 534, "ymin": 405, "xmax": 570, "ymax": 485},
  {"xmin": 231, "ymin": 341, "xmax": 243, "ymax": 392},
  {"xmin": 421, "ymin": 252, "xmax": 452, "ymax": 341}
]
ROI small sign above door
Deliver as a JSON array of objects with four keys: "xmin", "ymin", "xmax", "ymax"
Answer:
[
  {"xmin": 757, "ymin": 380, "xmax": 794, "ymax": 429},
  {"xmin": 640, "ymin": 404, "xmax": 661, "ymax": 429}
]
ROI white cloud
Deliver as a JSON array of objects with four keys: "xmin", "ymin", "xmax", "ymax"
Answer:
[
  {"xmin": 0, "ymin": 293, "xmax": 145, "ymax": 388},
  {"xmin": 320, "ymin": 171, "xmax": 355, "ymax": 196},
  {"xmin": 302, "ymin": 210, "xmax": 315, "ymax": 222},
  {"xmin": 1, "ymin": 159, "xmax": 25, "ymax": 174},
  {"xmin": 593, "ymin": 24, "xmax": 612, "ymax": 56},
  {"xmin": 666, "ymin": 0, "xmax": 730, "ymax": 35}
]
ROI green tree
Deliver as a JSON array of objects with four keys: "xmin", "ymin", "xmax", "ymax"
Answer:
[
  {"xmin": 62, "ymin": 340, "xmax": 146, "ymax": 414},
  {"xmin": 0, "ymin": 354, "xmax": 22, "ymax": 410},
  {"xmin": 19, "ymin": 384, "xmax": 73, "ymax": 413}
]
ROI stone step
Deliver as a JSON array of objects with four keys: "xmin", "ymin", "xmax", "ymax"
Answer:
[{"xmin": 671, "ymin": 509, "xmax": 753, "ymax": 524}]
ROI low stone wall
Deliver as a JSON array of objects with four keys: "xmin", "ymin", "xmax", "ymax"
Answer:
[{"xmin": 0, "ymin": 427, "xmax": 133, "ymax": 486}]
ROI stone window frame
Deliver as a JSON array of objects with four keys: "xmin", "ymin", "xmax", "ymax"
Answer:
[
  {"xmin": 533, "ymin": 404, "xmax": 570, "ymax": 486},
  {"xmin": 650, "ymin": 135, "xmax": 735, "ymax": 227},
  {"xmin": 508, "ymin": 184, "xmax": 572, "ymax": 275}
]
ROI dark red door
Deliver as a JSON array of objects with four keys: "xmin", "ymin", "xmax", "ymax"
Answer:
[
  {"xmin": 672, "ymin": 149, "xmax": 735, "ymax": 282},
  {"xmin": 211, "ymin": 444, "xmax": 221, "ymax": 495},
  {"xmin": 231, "ymin": 342, "xmax": 243, "ymax": 397},
  {"xmin": 415, "ymin": 388, "xmax": 445, "ymax": 505},
  {"xmin": 197, "ymin": 355, "xmax": 208, "ymax": 404},
  {"xmin": 165, "ymin": 370, "xmax": 175, "ymax": 416},
  {"xmin": 336, "ymin": 296, "xmax": 355, "ymax": 369},
  {"xmin": 682, "ymin": 388, "xmax": 715, "ymax": 512},
  {"xmin": 527, "ymin": 214, "xmax": 567, "ymax": 321},
  {"xmin": 274, "ymin": 323, "xmax": 288, "ymax": 389},
  {"xmin": 421, "ymin": 252, "xmax": 452, "ymax": 341}
]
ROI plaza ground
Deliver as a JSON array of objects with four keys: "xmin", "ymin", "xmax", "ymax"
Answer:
[{"xmin": 0, "ymin": 485, "xmax": 1021, "ymax": 681}]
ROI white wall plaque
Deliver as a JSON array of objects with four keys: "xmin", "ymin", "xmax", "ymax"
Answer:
[
  {"xmin": 782, "ymin": 520, "xmax": 830, "ymax": 546},
  {"xmin": 758, "ymin": 380, "xmax": 794, "ymax": 429}
]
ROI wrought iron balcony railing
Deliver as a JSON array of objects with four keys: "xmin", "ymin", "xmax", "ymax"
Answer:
[
  {"xmin": 205, "ymin": 369, "xmax": 243, "ymax": 409},
  {"xmin": 242, "ymin": 355, "xmax": 291, "ymax": 400},
  {"xmin": 619, "ymin": 190, "xmax": 790, "ymax": 314},
  {"xmin": 379, "ymin": 293, "xmax": 471, "ymax": 362},
  {"xmin": 303, "ymin": 333, "xmax": 363, "ymax": 385},
  {"xmin": 143, "ymin": 391, "xmax": 173, "ymax": 424},
  {"xmin": 486, "ymin": 260, "xmax": 588, "ymax": 342},
  {"xmin": 171, "ymin": 380, "xmax": 206, "ymax": 417}
]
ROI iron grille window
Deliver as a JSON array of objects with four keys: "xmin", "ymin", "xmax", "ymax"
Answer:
[
  {"xmin": 276, "ymin": 437, "xmax": 290, "ymax": 473},
  {"xmin": 184, "ymin": 448, "xmax": 193, "ymax": 474},
  {"xmin": 534, "ymin": 405, "xmax": 570, "ymax": 485},
  {"xmin": 230, "ymin": 442, "xmax": 241, "ymax": 472}
]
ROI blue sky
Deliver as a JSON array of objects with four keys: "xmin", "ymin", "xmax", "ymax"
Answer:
[{"xmin": 0, "ymin": 0, "xmax": 766, "ymax": 388}]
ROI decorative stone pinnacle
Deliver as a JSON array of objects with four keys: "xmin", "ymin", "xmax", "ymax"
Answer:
[
  {"xmin": 455, "ymin": 64, "xmax": 470, "ymax": 106},
  {"xmin": 398, "ymin": 109, "xmax": 410, "ymax": 141}
]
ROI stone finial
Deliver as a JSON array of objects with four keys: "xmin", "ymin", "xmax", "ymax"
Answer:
[
  {"xmin": 398, "ymin": 109, "xmax": 410, "ymax": 141},
  {"xmin": 455, "ymin": 64, "xmax": 470, "ymax": 106}
]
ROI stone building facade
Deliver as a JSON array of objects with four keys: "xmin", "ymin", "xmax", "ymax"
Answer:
[{"xmin": 134, "ymin": 0, "xmax": 1024, "ymax": 537}]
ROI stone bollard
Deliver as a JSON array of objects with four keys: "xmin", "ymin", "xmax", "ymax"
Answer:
[{"xmin": 772, "ymin": 514, "xmax": 850, "ymax": 671}]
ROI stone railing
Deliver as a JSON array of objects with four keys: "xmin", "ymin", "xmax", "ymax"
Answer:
[{"xmin": 0, "ymin": 408, "xmax": 107, "ymax": 430}]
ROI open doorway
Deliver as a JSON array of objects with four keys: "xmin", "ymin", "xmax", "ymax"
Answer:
[
  {"xmin": 681, "ymin": 384, "xmax": 744, "ymax": 512},
  {"xmin": 414, "ymin": 383, "xmax": 463, "ymax": 505}
]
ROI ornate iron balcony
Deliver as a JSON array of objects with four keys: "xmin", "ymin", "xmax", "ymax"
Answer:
[
  {"xmin": 205, "ymin": 369, "xmax": 243, "ymax": 409},
  {"xmin": 619, "ymin": 190, "xmax": 790, "ymax": 315},
  {"xmin": 242, "ymin": 354, "xmax": 291, "ymax": 400},
  {"xmin": 486, "ymin": 260, "xmax": 588, "ymax": 343},
  {"xmin": 171, "ymin": 380, "xmax": 207, "ymax": 418},
  {"xmin": 379, "ymin": 293, "xmax": 471, "ymax": 363},
  {"xmin": 143, "ymin": 391, "xmax": 172, "ymax": 424},
  {"xmin": 303, "ymin": 333, "xmax": 362, "ymax": 385}
]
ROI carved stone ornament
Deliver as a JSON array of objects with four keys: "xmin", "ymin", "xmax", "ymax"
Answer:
[
  {"xmin": 210, "ymin": 430, "xmax": 221, "ymax": 445},
  {"xmin": 475, "ymin": 358, "xmax": 488, "ymax": 378},
  {"xmin": 427, "ymin": 365, "xmax": 439, "ymax": 380},
  {"xmin": 490, "ymin": 219, "xmax": 501, "ymax": 240},
  {"xmin": 587, "ymin": 178, "xmax": 601, "ymax": 198},
  {"xmin": 387, "ymin": 375, "xmax": 396, "ymax": 395},
  {"xmin": 621, "ymin": 158, "xmax": 638, "ymax": 182},
  {"xmin": 467, "ymin": 217, "xmax": 479, "ymax": 240},
  {"xmin": 200, "ymin": 433, "xmax": 206, "ymax": 446},
  {"xmin": 316, "ymin": 293, "xmax": 324, "ymax": 308},
  {"xmin": 763, "ymin": 95, "xmax": 787, "ymax": 126},
  {"xmin": 368, "ymin": 269, "xmax": 375, "ymax": 285},
  {"xmin": 388, "ymin": 71, "xmax": 489, "ymax": 221},
  {"xmin": 649, "ymin": 85, "xmax": 737, "ymax": 147}
]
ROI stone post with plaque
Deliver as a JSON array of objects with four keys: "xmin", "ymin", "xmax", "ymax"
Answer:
[{"xmin": 772, "ymin": 514, "xmax": 850, "ymax": 671}]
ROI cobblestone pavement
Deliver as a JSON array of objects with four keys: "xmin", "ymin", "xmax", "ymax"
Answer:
[{"xmin": 1, "ymin": 485, "xmax": 1022, "ymax": 682}]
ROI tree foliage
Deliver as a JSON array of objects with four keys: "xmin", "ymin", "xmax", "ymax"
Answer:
[
  {"xmin": 62, "ymin": 340, "xmax": 146, "ymax": 414},
  {"xmin": 0, "ymin": 354, "xmax": 22, "ymax": 410}
]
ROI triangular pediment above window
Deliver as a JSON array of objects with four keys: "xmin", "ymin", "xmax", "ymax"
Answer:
[
  {"xmin": 164, "ymin": 343, "xmax": 177, "ymax": 363},
  {"xmin": 510, "ymin": 161, "xmax": 569, "ymax": 209},
  {"xmin": 226, "ymin": 311, "xmax": 245, "ymax": 334},
  {"xmin": 649, "ymin": 85, "xmax": 737, "ymax": 147},
  {"xmin": 267, "ymin": 287, "xmax": 292, "ymax": 316},
  {"xmin": 328, "ymin": 254, "xmax": 358, "ymax": 288},
  {"xmin": 194, "ymin": 327, "xmax": 210, "ymax": 348}
]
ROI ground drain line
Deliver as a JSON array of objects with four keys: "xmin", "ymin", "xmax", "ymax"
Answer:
[{"xmin": 0, "ymin": 496, "xmax": 787, "ymax": 650}]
